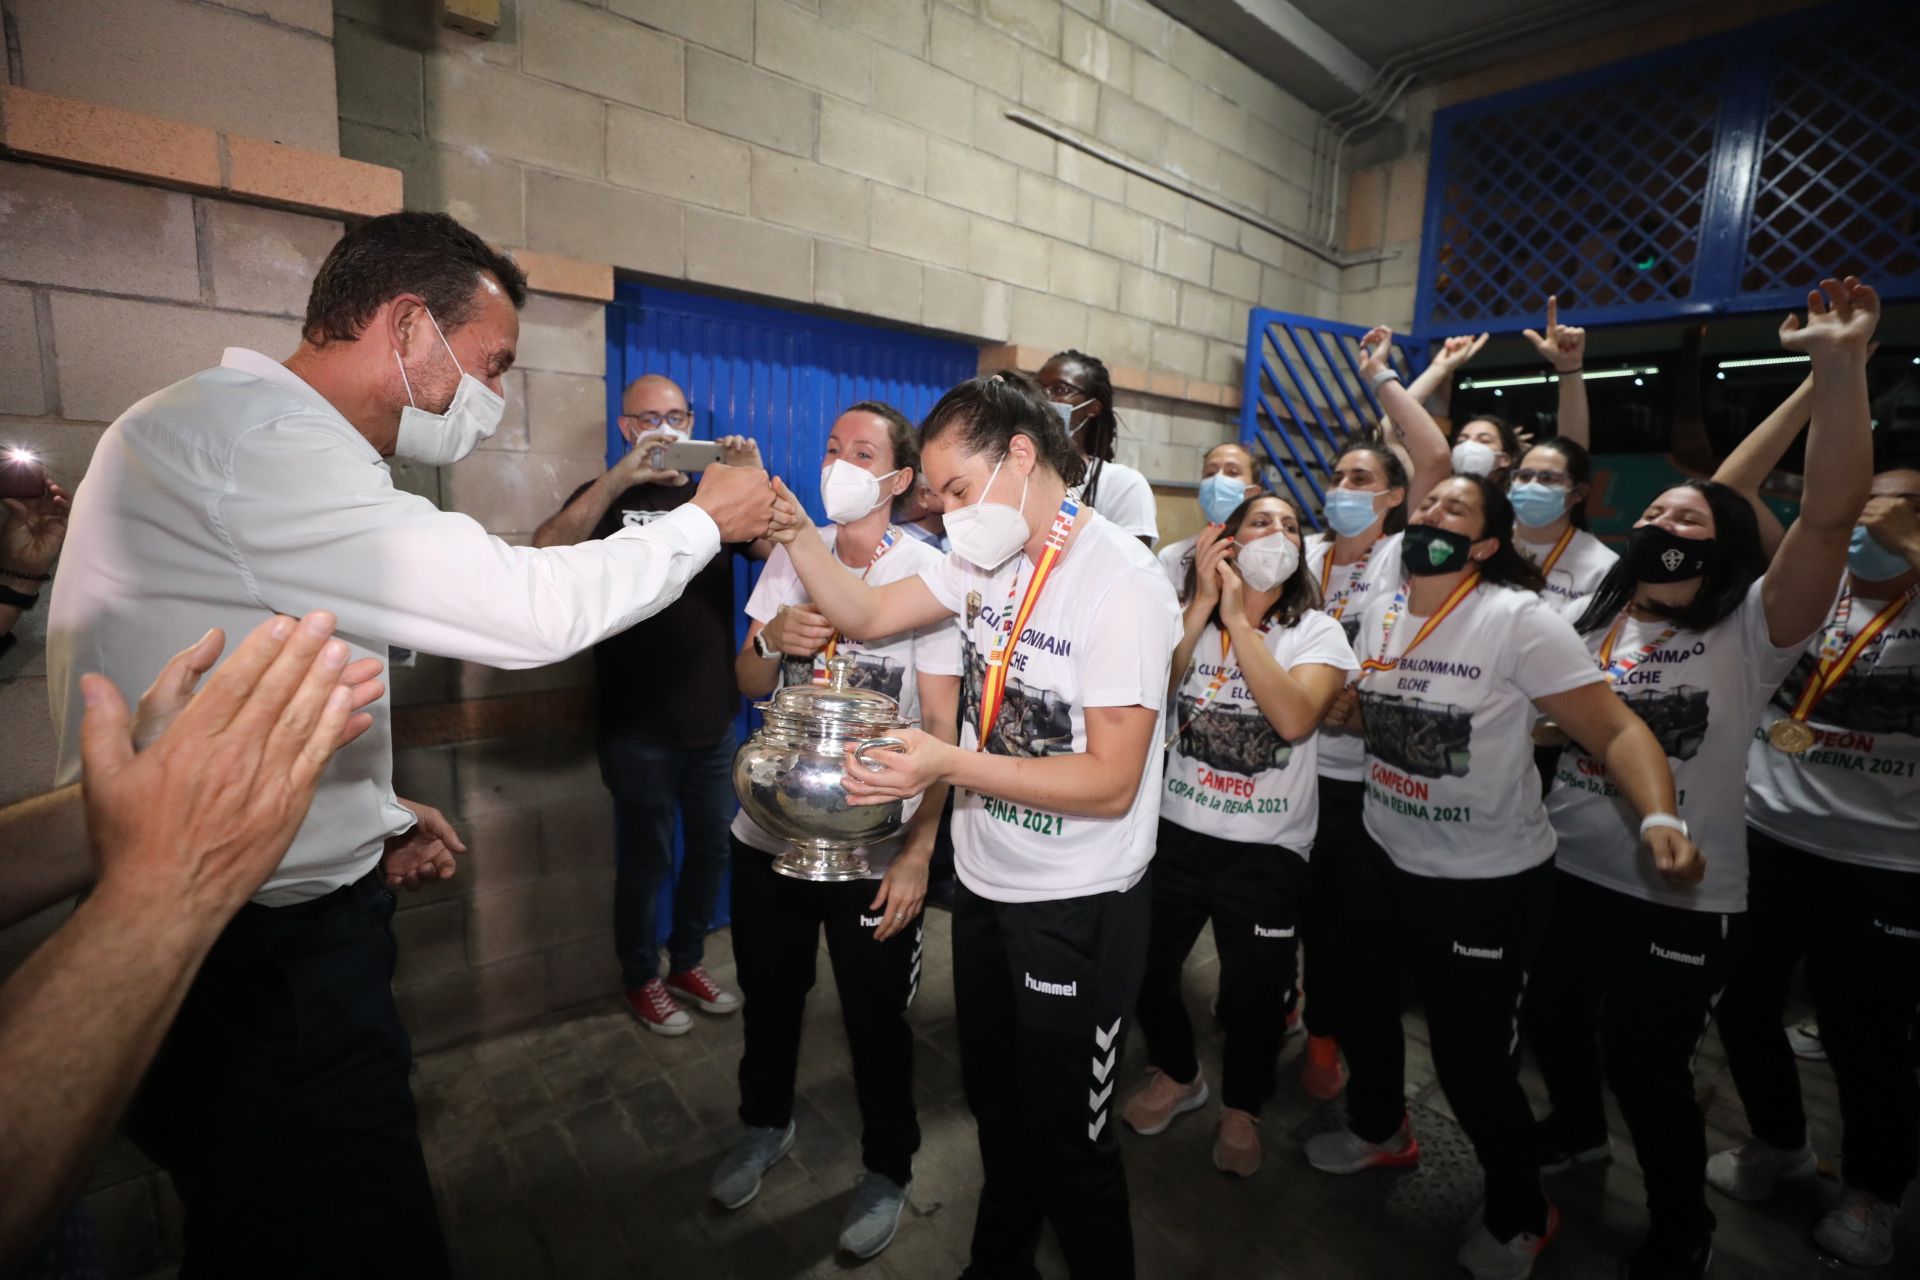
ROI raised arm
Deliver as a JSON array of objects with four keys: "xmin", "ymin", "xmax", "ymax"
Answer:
[
  {"xmin": 1763, "ymin": 278, "xmax": 1877, "ymax": 648},
  {"xmin": 1522, "ymin": 296, "xmax": 1589, "ymax": 447},
  {"xmin": 1710, "ymin": 376, "xmax": 1814, "ymax": 558},
  {"xmin": 769, "ymin": 479, "xmax": 953, "ymax": 640},
  {"xmin": 1404, "ymin": 332, "xmax": 1488, "ymax": 410},
  {"xmin": 1361, "ymin": 325, "xmax": 1452, "ymax": 510}
]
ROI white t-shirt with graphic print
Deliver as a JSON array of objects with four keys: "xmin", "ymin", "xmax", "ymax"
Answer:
[
  {"xmin": 1353, "ymin": 580, "xmax": 1603, "ymax": 878},
  {"xmin": 1305, "ymin": 532, "xmax": 1405, "ymax": 782},
  {"xmin": 1547, "ymin": 581, "xmax": 1805, "ymax": 912},
  {"xmin": 1516, "ymin": 526, "xmax": 1618, "ymax": 609},
  {"xmin": 918, "ymin": 508, "xmax": 1180, "ymax": 903},
  {"xmin": 731, "ymin": 525, "xmax": 961, "ymax": 878},
  {"xmin": 1746, "ymin": 585, "xmax": 1920, "ymax": 873},
  {"xmin": 1161, "ymin": 611, "xmax": 1359, "ymax": 851}
]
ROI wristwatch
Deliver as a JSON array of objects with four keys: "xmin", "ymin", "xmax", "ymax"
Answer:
[{"xmin": 753, "ymin": 628, "xmax": 782, "ymax": 660}]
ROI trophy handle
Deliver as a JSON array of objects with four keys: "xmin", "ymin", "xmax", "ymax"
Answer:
[{"xmin": 853, "ymin": 736, "xmax": 908, "ymax": 771}]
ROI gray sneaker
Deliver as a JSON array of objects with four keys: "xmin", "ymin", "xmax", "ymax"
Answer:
[
  {"xmin": 1704, "ymin": 1135, "xmax": 1815, "ymax": 1202},
  {"xmin": 709, "ymin": 1121, "xmax": 796, "ymax": 1209},
  {"xmin": 1812, "ymin": 1189, "xmax": 1897, "ymax": 1268},
  {"xmin": 837, "ymin": 1171, "xmax": 911, "ymax": 1259}
]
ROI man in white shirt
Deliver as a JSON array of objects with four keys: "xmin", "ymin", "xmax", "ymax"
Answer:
[{"xmin": 44, "ymin": 212, "xmax": 786, "ymax": 1278}]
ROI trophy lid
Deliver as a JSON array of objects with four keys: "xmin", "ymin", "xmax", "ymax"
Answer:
[{"xmin": 763, "ymin": 656, "xmax": 900, "ymax": 728}]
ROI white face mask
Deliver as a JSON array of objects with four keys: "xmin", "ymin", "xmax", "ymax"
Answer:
[
  {"xmin": 1451, "ymin": 439, "xmax": 1498, "ymax": 478},
  {"xmin": 393, "ymin": 308, "xmax": 505, "ymax": 466},
  {"xmin": 1235, "ymin": 531, "xmax": 1300, "ymax": 591},
  {"xmin": 819, "ymin": 459, "xmax": 900, "ymax": 525},
  {"xmin": 943, "ymin": 456, "xmax": 1030, "ymax": 571}
]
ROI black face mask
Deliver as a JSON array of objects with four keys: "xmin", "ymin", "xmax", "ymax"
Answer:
[
  {"xmin": 1628, "ymin": 524, "xmax": 1715, "ymax": 583},
  {"xmin": 1404, "ymin": 524, "xmax": 1476, "ymax": 576}
]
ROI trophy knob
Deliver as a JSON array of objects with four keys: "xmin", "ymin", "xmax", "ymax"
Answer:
[{"xmin": 824, "ymin": 655, "xmax": 855, "ymax": 689}]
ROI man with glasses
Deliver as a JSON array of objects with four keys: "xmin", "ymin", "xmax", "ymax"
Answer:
[{"xmin": 536, "ymin": 374, "xmax": 764, "ymax": 1035}]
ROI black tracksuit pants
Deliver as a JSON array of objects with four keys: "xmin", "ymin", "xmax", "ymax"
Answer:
[
  {"xmin": 1716, "ymin": 827, "xmax": 1920, "ymax": 1205},
  {"xmin": 1524, "ymin": 870, "xmax": 1732, "ymax": 1236},
  {"xmin": 1301, "ymin": 776, "xmax": 1380, "ymax": 1040},
  {"xmin": 1342, "ymin": 856, "xmax": 1555, "ymax": 1242},
  {"xmin": 729, "ymin": 837, "xmax": 922, "ymax": 1186},
  {"xmin": 953, "ymin": 877, "xmax": 1152, "ymax": 1280},
  {"xmin": 1134, "ymin": 817, "xmax": 1307, "ymax": 1114}
]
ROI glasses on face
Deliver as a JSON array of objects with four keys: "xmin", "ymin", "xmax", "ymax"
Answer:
[
  {"xmin": 1040, "ymin": 380, "xmax": 1090, "ymax": 403},
  {"xmin": 622, "ymin": 409, "xmax": 693, "ymax": 431},
  {"xmin": 1511, "ymin": 468, "xmax": 1571, "ymax": 486}
]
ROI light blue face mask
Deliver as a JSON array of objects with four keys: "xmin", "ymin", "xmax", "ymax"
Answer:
[
  {"xmin": 1198, "ymin": 472, "xmax": 1248, "ymax": 524},
  {"xmin": 1323, "ymin": 487, "xmax": 1383, "ymax": 538},
  {"xmin": 1509, "ymin": 481, "xmax": 1571, "ymax": 529},
  {"xmin": 1849, "ymin": 524, "xmax": 1912, "ymax": 582}
]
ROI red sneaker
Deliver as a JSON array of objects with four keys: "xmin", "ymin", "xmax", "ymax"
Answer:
[
  {"xmin": 666, "ymin": 965, "xmax": 740, "ymax": 1014},
  {"xmin": 625, "ymin": 978, "xmax": 691, "ymax": 1036},
  {"xmin": 1301, "ymin": 1033, "xmax": 1347, "ymax": 1101}
]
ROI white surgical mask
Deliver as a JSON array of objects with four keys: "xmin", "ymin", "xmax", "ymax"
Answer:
[
  {"xmin": 819, "ymin": 459, "xmax": 900, "ymax": 525},
  {"xmin": 1235, "ymin": 532, "xmax": 1299, "ymax": 591},
  {"xmin": 1451, "ymin": 439, "xmax": 1498, "ymax": 478},
  {"xmin": 943, "ymin": 456, "xmax": 1030, "ymax": 571},
  {"xmin": 393, "ymin": 308, "xmax": 505, "ymax": 466}
]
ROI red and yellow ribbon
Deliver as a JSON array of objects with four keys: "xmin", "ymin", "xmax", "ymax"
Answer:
[
  {"xmin": 1359, "ymin": 571, "xmax": 1480, "ymax": 676},
  {"xmin": 977, "ymin": 499, "xmax": 1079, "ymax": 749},
  {"xmin": 1785, "ymin": 584, "xmax": 1919, "ymax": 725}
]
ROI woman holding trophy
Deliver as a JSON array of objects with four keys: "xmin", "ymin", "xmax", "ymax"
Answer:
[{"xmin": 764, "ymin": 371, "xmax": 1180, "ymax": 1280}]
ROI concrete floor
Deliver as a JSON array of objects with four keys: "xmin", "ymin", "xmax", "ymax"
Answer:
[{"xmin": 403, "ymin": 906, "xmax": 1913, "ymax": 1280}]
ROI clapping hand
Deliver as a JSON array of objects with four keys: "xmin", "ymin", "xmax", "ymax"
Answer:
[{"xmin": 1522, "ymin": 296, "xmax": 1585, "ymax": 373}]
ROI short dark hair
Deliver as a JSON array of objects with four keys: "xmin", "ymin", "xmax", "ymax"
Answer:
[
  {"xmin": 1573, "ymin": 479, "xmax": 1762, "ymax": 635},
  {"xmin": 302, "ymin": 211, "xmax": 528, "ymax": 346},
  {"xmin": 841, "ymin": 400, "xmax": 921, "ymax": 516},
  {"xmin": 921, "ymin": 370, "xmax": 1089, "ymax": 488}
]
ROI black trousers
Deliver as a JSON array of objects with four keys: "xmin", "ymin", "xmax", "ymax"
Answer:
[
  {"xmin": 1135, "ymin": 817, "xmax": 1307, "ymax": 1114},
  {"xmin": 126, "ymin": 874, "xmax": 449, "ymax": 1280},
  {"xmin": 953, "ymin": 877, "xmax": 1151, "ymax": 1280},
  {"xmin": 1302, "ymin": 777, "xmax": 1380, "ymax": 1040},
  {"xmin": 1716, "ymin": 827, "xmax": 1920, "ymax": 1204},
  {"xmin": 1525, "ymin": 871, "xmax": 1731, "ymax": 1235},
  {"xmin": 728, "ymin": 836, "xmax": 921, "ymax": 1186},
  {"xmin": 1343, "ymin": 856, "xmax": 1554, "ymax": 1242}
]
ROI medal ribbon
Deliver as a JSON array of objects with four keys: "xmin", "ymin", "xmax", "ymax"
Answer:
[
  {"xmin": 1535, "ymin": 524, "xmax": 1577, "ymax": 576},
  {"xmin": 976, "ymin": 498, "xmax": 1079, "ymax": 749},
  {"xmin": 1359, "ymin": 571, "xmax": 1480, "ymax": 677},
  {"xmin": 1785, "ymin": 584, "xmax": 1919, "ymax": 725},
  {"xmin": 812, "ymin": 525, "xmax": 899, "ymax": 683},
  {"xmin": 1597, "ymin": 610, "xmax": 1678, "ymax": 684},
  {"xmin": 1163, "ymin": 628, "xmax": 1241, "ymax": 751},
  {"xmin": 1319, "ymin": 541, "xmax": 1375, "ymax": 621}
]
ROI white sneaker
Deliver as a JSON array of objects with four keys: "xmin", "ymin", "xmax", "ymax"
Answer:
[
  {"xmin": 1304, "ymin": 1114, "xmax": 1420, "ymax": 1174},
  {"xmin": 1785, "ymin": 1019, "xmax": 1826, "ymax": 1061},
  {"xmin": 1705, "ymin": 1135, "xmax": 1816, "ymax": 1202},
  {"xmin": 1812, "ymin": 1189, "xmax": 1897, "ymax": 1268},
  {"xmin": 1456, "ymin": 1204, "xmax": 1559, "ymax": 1280}
]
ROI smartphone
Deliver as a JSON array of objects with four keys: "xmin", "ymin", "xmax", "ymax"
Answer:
[
  {"xmin": 648, "ymin": 439, "xmax": 726, "ymax": 473},
  {"xmin": 0, "ymin": 454, "xmax": 47, "ymax": 500}
]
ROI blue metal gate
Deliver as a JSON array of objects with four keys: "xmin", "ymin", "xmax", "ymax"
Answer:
[
  {"xmin": 1238, "ymin": 308, "xmax": 1426, "ymax": 531},
  {"xmin": 604, "ymin": 283, "xmax": 979, "ymax": 934}
]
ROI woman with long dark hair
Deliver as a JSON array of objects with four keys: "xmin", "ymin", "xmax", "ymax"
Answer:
[
  {"xmin": 1297, "ymin": 325, "xmax": 1452, "ymax": 1099},
  {"xmin": 1121, "ymin": 493, "xmax": 1356, "ymax": 1175},
  {"xmin": 1306, "ymin": 471, "xmax": 1697, "ymax": 1280},
  {"xmin": 1524, "ymin": 278, "xmax": 1878, "ymax": 1279},
  {"xmin": 765, "ymin": 371, "xmax": 1179, "ymax": 1279},
  {"xmin": 1038, "ymin": 349, "xmax": 1160, "ymax": 546}
]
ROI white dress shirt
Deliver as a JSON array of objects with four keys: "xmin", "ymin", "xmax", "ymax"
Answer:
[{"xmin": 48, "ymin": 349, "xmax": 722, "ymax": 905}]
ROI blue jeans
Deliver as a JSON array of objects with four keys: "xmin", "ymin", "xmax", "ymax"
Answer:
[{"xmin": 599, "ymin": 731, "xmax": 737, "ymax": 988}]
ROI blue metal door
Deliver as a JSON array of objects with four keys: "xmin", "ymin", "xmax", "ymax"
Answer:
[{"xmin": 604, "ymin": 284, "xmax": 979, "ymax": 936}]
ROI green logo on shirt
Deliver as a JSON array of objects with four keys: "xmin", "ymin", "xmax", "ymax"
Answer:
[{"xmin": 1427, "ymin": 539, "xmax": 1451, "ymax": 567}]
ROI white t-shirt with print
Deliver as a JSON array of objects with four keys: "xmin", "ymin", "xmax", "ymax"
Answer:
[
  {"xmin": 1747, "ymin": 585, "xmax": 1920, "ymax": 873},
  {"xmin": 1516, "ymin": 526, "xmax": 1618, "ymax": 609},
  {"xmin": 1354, "ymin": 580, "xmax": 1603, "ymax": 878},
  {"xmin": 1547, "ymin": 581, "xmax": 1805, "ymax": 913},
  {"xmin": 1073, "ymin": 458, "xmax": 1159, "ymax": 544},
  {"xmin": 1305, "ymin": 532, "xmax": 1404, "ymax": 782},
  {"xmin": 1162, "ymin": 611, "xmax": 1359, "ymax": 851},
  {"xmin": 919, "ymin": 509, "xmax": 1180, "ymax": 903},
  {"xmin": 731, "ymin": 525, "xmax": 962, "ymax": 878},
  {"xmin": 1158, "ymin": 533, "xmax": 1197, "ymax": 599}
]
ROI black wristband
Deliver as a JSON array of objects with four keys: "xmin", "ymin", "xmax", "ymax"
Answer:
[
  {"xmin": 0, "ymin": 565, "xmax": 51, "ymax": 582},
  {"xmin": 0, "ymin": 583, "xmax": 39, "ymax": 610}
]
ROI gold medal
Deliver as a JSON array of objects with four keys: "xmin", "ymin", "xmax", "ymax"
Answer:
[
  {"xmin": 1531, "ymin": 720, "xmax": 1570, "ymax": 747},
  {"xmin": 1767, "ymin": 718, "xmax": 1815, "ymax": 755}
]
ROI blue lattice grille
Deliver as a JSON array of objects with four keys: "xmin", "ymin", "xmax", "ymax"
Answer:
[
  {"xmin": 1741, "ymin": 8, "xmax": 1920, "ymax": 294},
  {"xmin": 1424, "ymin": 60, "xmax": 1723, "ymax": 331}
]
